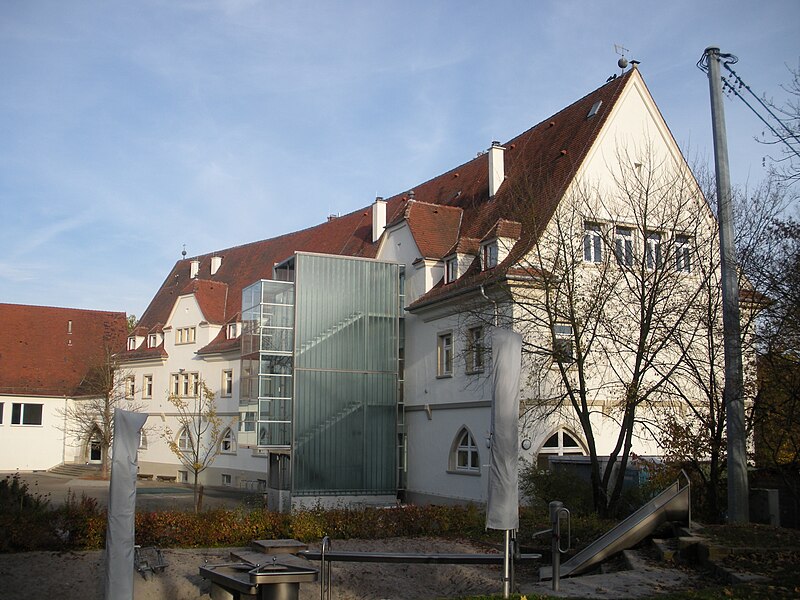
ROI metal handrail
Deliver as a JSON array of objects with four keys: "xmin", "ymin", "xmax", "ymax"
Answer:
[{"xmin": 320, "ymin": 536, "xmax": 331, "ymax": 600}]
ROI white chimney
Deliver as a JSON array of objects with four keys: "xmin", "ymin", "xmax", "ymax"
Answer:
[
  {"xmin": 488, "ymin": 141, "xmax": 506, "ymax": 197},
  {"xmin": 210, "ymin": 255, "xmax": 222, "ymax": 275},
  {"xmin": 190, "ymin": 259, "xmax": 199, "ymax": 279},
  {"xmin": 372, "ymin": 197, "xmax": 386, "ymax": 243}
]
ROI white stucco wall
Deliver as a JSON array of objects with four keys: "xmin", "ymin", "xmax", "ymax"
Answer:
[{"xmin": 0, "ymin": 395, "xmax": 67, "ymax": 470}]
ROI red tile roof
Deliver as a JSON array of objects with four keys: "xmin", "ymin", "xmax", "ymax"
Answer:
[
  {"xmin": 179, "ymin": 279, "xmax": 229, "ymax": 324},
  {"xmin": 402, "ymin": 201, "xmax": 463, "ymax": 260},
  {"xmin": 131, "ymin": 70, "xmax": 635, "ymax": 332},
  {"xmin": 0, "ymin": 303, "xmax": 128, "ymax": 397},
  {"xmin": 407, "ymin": 70, "xmax": 634, "ymax": 310}
]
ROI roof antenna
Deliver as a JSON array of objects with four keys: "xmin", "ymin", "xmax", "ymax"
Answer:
[
  {"xmin": 181, "ymin": 244, "xmax": 187, "ymax": 259},
  {"xmin": 614, "ymin": 43, "xmax": 630, "ymax": 70}
]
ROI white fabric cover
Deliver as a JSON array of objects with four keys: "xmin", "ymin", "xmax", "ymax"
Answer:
[
  {"xmin": 486, "ymin": 328, "xmax": 522, "ymax": 530},
  {"xmin": 104, "ymin": 409, "xmax": 148, "ymax": 600}
]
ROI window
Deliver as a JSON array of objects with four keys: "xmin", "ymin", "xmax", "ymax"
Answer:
[
  {"xmin": 675, "ymin": 235, "xmax": 692, "ymax": 273},
  {"xmin": 11, "ymin": 403, "xmax": 43, "ymax": 426},
  {"xmin": 437, "ymin": 332, "xmax": 453, "ymax": 377},
  {"xmin": 143, "ymin": 374, "xmax": 153, "ymax": 398},
  {"xmin": 175, "ymin": 371, "xmax": 199, "ymax": 397},
  {"xmin": 127, "ymin": 336, "xmax": 136, "ymax": 350},
  {"xmin": 221, "ymin": 473, "xmax": 232, "ymax": 487},
  {"xmin": 583, "ymin": 223, "xmax": 603, "ymax": 263},
  {"xmin": 220, "ymin": 428, "xmax": 236, "ymax": 453},
  {"xmin": 125, "ymin": 376, "xmax": 135, "ymax": 398},
  {"xmin": 451, "ymin": 428, "xmax": 480, "ymax": 473},
  {"xmin": 239, "ymin": 411, "xmax": 256, "ymax": 432},
  {"xmin": 222, "ymin": 369, "xmax": 233, "ymax": 397},
  {"xmin": 148, "ymin": 333, "xmax": 158, "ymax": 348},
  {"xmin": 178, "ymin": 428, "xmax": 192, "ymax": 452},
  {"xmin": 537, "ymin": 429, "xmax": 586, "ymax": 470},
  {"xmin": 482, "ymin": 242, "xmax": 498, "ymax": 270},
  {"xmin": 645, "ymin": 231, "xmax": 662, "ymax": 269},
  {"xmin": 466, "ymin": 326, "xmax": 485, "ymax": 373},
  {"xmin": 226, "ymin": 323, "xmax": 238, "ymax": 339},
  {"xmin": 176, "ymin": 327, "xmax": 196, "ymax": 344},
  {"xmin": 170, "ymin": 373, "xmax": 180, "ymax": 396},
  {"xmin": 67, "ymin": 320, "xmax": 72, "ymax": 334},
  {"xmin": 614, "ymin": 227, "xmax": 634, "ymax": 267},
  {"xmin": 138, "ymin": 430, "xmax": 148, "ymax": 450},
  {"xmin": 177, "ymin": 470, "xmax": 189, "ymax": 483},
  {"xmin": 0, "ymin": 402, "xmax": 4, "ymax": 424},
  {"xmin": 553, "ymin": 323, "xmax": 574, "ymax": 363},
  {"xmin": 445, "ymin": 256, "xmax": 458, "ymax": 283}
]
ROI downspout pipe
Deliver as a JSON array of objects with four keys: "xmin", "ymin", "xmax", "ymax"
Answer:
[{"xmin": 480, "ymin": 284, "xmax": 498, "ymax": 327}]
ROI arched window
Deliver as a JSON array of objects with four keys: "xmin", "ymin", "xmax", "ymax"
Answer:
[
  {"xmin": 220, "ymin": 428, "xmax": 236, "ymax": 454},
  {"xmin": 178, "ymin": 428, "xmax": 192, "ymax": 452},
  {"xmin": 536, "ymin": 429, "xmax": 586, "ymax": 471},
  {"xmin": 449, "ymin": 427, "xmax": 480, "ymax": 474}
]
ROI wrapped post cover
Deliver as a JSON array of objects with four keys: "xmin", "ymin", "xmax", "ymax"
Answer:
[
  {"xmin": 486, "ymin": 328, "xmax": 522, "ymax": 531},
  {"xmin": 104, "ymin": 409, "xmax": 148, "ymax": 600}
]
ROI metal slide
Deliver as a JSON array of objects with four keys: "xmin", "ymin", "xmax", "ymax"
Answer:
[{"xmin": 540, "ymin": 473, "xmax": 690, "ymax": 580}]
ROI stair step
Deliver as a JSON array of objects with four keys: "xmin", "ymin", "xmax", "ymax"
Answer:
[{"xmin": 48, "ymin": 463, "xmax": 103, "ymax": 477}]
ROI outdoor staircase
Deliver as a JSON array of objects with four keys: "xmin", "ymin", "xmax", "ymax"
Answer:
[
  {"xmin": 294, "ymin": 401, "xmax": 363, "ymax": 451},
  {"xmin": 48, "ymin": 463, "xmax": 102, "ymax": 478},
  {"xmin": 297, "ymin": 311, "xmax": 363, "ymax": 355}
]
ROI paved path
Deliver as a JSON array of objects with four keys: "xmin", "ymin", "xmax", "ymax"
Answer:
[{"xmin": 1, "ymin": 471, "xmax": 259, "ymax": 511}]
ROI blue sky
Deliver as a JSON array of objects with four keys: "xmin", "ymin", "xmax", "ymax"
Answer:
[{"xmin": 1, "ymin": 1, "xmax": 798, "ymax": 318}]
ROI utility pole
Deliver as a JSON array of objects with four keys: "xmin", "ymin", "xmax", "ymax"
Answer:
[{"xmin": 702, "ymin": 46, "xmax": 749, "ymax": 523}]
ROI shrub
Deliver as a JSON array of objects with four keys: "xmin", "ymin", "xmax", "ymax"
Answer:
[{"xmin": 0, "ymin": 474, "xmax": 57, "ymax": 552}]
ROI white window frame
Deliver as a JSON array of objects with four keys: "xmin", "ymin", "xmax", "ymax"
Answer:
[
  {"xmin": 222, "ymin": 369, "xmax": 233, "ymax": 397},
  {"xmin": 178, "ymin": 428, "xmax": 192, "ymax": 452},
  {"xmin": 583, "ymin": 223, "xmax": 603, "ymax": 263},
  {"xmin": 176, "ymin": 327, "xmax": 196, "ymax": 345},
  {"xmin": 445, "ymin": 256, "xmax": 458, "ymax": 283},
  {"xmin": 537, "ymin": 429, "xmax": 586, "ymax": 470},
  {"xmin": 466, "ymin": 325, "xmax": 485, "ymax": 373},
  {"xmin": 11, "ymin": 402, "xmax": 43, "ymax": 426},
  {"xmin": 481, "ymin": 242, "xmax": 498, "ymax": 270},
  {"xmin": 450, "ymin": 427, "xmax": 480, "ymax": 474},
  {"xmin": 675, "ymin": 234, "xmax": 692, "ymax": 273},
  {"xmin": 147, "ymin": 333, "xmax": 157, "ymax": 348},
  {"xmin": 220, "ymin": 427, "xmax": 236, "ymax": 454},
  {"xmin": 177, "ymin": 470, "xmax": 189, "ymax": 483},
  {"xmin": 0, "ymin": 402, "xmax": 4, "ymax": 425},
  {"xmin": 221, "ymin": 473, "xmax": 232, "ymax": 487},
  {"xmin": 124, "ymin": 376, "xmax": 135, "ymax": 399},
  {"xmin": 227, "ymin": 323, "xmax": 238, "ymax": 339},
  {"xmin": 170, "ymin": 373, "xmax": 180, "ymax": 396},
  {"xmin": 553, "ymin": 322, "xmax": 574, "ymax": 363},
  {"xmin": 614, "ymin": 226, "xmax": 634, "ymax": 267},
  {"xmin": 143, "ymin": 374, "xmax": 153, "ymax": 398},
  {"xmin": 437, "ymin": 332, "xmax": 453, "ymax": 377},
  {"xmin": 127, "ymin": 336, "xmax": 136, "ymax": 351},
  {"xmin": 645, "ymin": 231, "xmax": 662, "ymax": 270}
]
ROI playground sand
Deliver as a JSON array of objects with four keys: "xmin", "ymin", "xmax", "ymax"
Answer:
[{"xmin": 0, "ymin": 537, "xmax": 698, "ymax": 599}]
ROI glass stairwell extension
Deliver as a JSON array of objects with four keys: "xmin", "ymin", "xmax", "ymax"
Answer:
[{"xmin": 240, "ymin": 252, "xmax": 400, "ymax": 502}]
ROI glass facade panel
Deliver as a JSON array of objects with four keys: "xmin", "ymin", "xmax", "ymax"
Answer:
[
  {"xmin": 240, "ymin": 254, "xmax": 400, "ymax": 497},
  {"xmin": 293, "ymin": 253, "xmax": 399, "ymax": 496}
]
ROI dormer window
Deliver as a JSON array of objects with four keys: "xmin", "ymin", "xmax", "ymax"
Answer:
[
  {"xmin": 148, "ymin": 333, "xmax": 158, "ymax": 348},
  {"xmin": 127, "ymin": 336, "xmax": 136, "ymax": 351},
  {"xmin": 445, "ymin": 256, "xmax": 458, "ymax": 283},
  {"xmin": 227, "ymin": 323, "xmax": 239, "ymax": 339},
  {"xmin": 481, "ymin": 241, "xmax": 498, "ymax": 270}
]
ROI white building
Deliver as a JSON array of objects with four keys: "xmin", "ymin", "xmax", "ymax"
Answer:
[{"xmin": 118, "ymin": 66, "xmax": 728, "ymax": 508}]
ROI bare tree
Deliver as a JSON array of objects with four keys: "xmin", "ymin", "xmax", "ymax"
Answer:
[
  {"xmin": 756, "ymin": 63, "xmax": 800, "ymax": 185},
  {"xmin": 655, "ymin": 171, "xmax": 791, "ymax": 520},
  {"xmin": 489, "ymin": 145, "xmax": 716, "ymax": 517},
  {"xmin": 161, "ymin": 379, "xmax": 229, "ymax": 512},
  {"xmin": 59, "ymin": 348, "xmax": 142, "ymax": 479}
]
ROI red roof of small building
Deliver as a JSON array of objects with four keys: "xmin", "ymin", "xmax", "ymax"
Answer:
[{"xmin": 0, "ymin": 303, "xmax": 128, "ymax": 397}]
